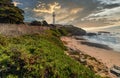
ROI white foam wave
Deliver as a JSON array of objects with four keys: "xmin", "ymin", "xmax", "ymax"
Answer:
[{"xmin": 83, "ymin": 33, "xmax": 120, "ymax": 52}]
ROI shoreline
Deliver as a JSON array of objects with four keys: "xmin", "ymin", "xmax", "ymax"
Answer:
[{"xmin": 61, "ymin": 36, "xmax": 120, "ymax": 78}]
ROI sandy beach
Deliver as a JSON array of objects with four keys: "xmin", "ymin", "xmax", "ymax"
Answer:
[{"xmin": 61, "ymin": 36, "xmax": 120, "ymax": 78}]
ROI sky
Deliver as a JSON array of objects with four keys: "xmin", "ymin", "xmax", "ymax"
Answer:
[{"xmin": 12, "ymin": 0, "xmax": 120, "ymax": 27}]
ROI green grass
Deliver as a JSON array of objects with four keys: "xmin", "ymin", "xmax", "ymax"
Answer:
[{"xmin": 0, "ymin": 29, "xmax": 101, "ymax": 78}]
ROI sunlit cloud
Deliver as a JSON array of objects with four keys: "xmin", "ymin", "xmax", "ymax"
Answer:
[
  {"xmin": 71, "ymin": 8, "xmax": 82, "ymax": 14},
  {"xmin": 33, "ymin": 2, "xmax": 61, "ymax": 14},
  {"xmin": 12, "ymin": 1, "xmax": 22, "ymax": 6}
]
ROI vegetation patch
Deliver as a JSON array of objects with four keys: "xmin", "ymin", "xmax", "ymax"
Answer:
[{"xmin": 0, "ymin": 30, "xmax": 100, "ymax": 78}]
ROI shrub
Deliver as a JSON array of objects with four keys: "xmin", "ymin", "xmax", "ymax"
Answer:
[
  {"xmin": 42, "ymin": 20, "xmax": 49, "ymax": 26},
  {"xmin": 30, "ymin": 20, "xmax": 42, "ymax": 26},
  {"xmin": 30, "ymin": 20, "xmax": 49, "ymax": 26}
]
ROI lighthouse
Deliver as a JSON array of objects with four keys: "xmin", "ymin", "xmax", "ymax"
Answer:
[{"xmin": 53, "ymin": 12, "xmax": 56, "ymax": 24}]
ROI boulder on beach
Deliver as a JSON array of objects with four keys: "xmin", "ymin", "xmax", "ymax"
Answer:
[
  {"xmin": 86, "ymin": 33, "xmax": 97, "ymax": 36},
  {"xmin": 80, "ymin": 41, "xmax": 112, "ymax": 50},
  {"xmin": 110, "ymin": 65, "xmax": 120, "ymax": 77}
]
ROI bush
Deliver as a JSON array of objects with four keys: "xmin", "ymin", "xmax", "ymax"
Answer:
[
  {"xmin": 30, "ymin": 20, "xmax": 42, "ymax": 26},
  {"xmin": 42, "ymin": 20, "xmax": 49, "ymax": 26},
  {"xmin": 30, "ymin": 20, "xmax": 49, "ymax": 26}
]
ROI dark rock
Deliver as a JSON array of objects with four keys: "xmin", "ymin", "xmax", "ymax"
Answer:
[
  {"xmin": 110, "ymin": 65, "xmax": 120, "ymax": 77},
  {"xmin": 74, "ymin": 36, "xmax": 86, "ymax": 40},
  {"xmin": 98, "ymin": 31, "xmax": 110, "ymax": 33},
  {"xmin": 81, "ymin": 41, "xmax": 112, "ymax": 50},
  {"xmin": 98, "ymin": 31, "xmax": 110, "ymax": 35},
  {"xmin": 86, "ymin": 33, "xmax": 97, "ymax": 36}
]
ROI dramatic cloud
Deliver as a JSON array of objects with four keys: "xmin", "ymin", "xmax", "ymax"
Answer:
[
  {"xmin": 33, "ymin": 2, "xmax": 61, "ymax": 14},
  {"xmin": 97, "ymin": 0, "xmax": 120, "ymax": 4},
  {"xmin": 12, "ymin": 0, "xmax": 120, "ymax": 27}
]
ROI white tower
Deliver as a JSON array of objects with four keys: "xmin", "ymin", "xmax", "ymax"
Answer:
[{"xmin": 53, "ymin": 12, "xmax": 56, "ymax": 24}]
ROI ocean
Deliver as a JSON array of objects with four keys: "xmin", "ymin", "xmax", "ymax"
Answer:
[{"xmin": 83, "ymin": 26, "xmax": 120, "ymax": 52}]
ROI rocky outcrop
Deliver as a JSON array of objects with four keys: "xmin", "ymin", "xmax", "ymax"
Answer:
[{"xmin": 65, "ymin": 47, "xmax": 110, "ymax": 78}]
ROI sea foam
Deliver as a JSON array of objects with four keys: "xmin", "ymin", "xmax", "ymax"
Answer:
[{"xmin": 83, "ymin": 33, "xmax": 120, "ymax": 52}]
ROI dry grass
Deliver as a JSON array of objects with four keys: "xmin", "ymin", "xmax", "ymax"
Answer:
[{"xmin": 0, "ymin": 23, "xmax": 49, "ymax": 36}]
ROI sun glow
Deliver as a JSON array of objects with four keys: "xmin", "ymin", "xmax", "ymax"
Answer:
[{"xmin": 33, "ymin": 2, "xmax": 61, "ymax": 14}]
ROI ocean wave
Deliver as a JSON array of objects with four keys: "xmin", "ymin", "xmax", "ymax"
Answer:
[{"xmin": 83, "ymin": 33, "xmax": 120, "ymax": 52}]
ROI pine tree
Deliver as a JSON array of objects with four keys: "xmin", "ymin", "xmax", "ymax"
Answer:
[{"xmin": 0, "ymin": 0, "xmax": 24, "ymax": 24}]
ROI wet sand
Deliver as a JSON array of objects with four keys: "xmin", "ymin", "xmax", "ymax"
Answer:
[{"xmin": 61, "ymin": 36, "xmax": 120, "ymax": 69}]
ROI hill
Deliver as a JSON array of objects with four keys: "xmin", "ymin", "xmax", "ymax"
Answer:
[
  {"xmin": 63, "ymin": 25, "xmax": 86, "ymax": 36},
  {"xmin": 49, "ymin": 24, "xmax": 86, "ymax": 36},
  {"xmin": 0, "ymin": 24, "xmax": 101, "ymax": 78}
]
